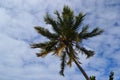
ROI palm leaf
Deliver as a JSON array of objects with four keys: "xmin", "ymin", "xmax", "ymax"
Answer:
[
  {"xmin": 54, "ymin": 10, "xmax": 63, "ymax": 25},
  {"xmin": 44, "ymin": 13, "xmax": 61, "ymax": 34},
  {"xmin": 79, "ymin": 25, "xmax": 89, "ymax": 34},
  {"xmin": 36, "ymin": 49, "xmax": 48, "ymax": 57},
  {"xmin": 59, "ymin": 52, "xmax": 66, "ymax": 76},
  {"xmin": 34, "ymin": 26, "xmax": 58, "ymax": 40},
  {"xmin": 80, "ymin": 47, "xmax": 95, "ymax": 58},
  {"xmin": 36, "ymin": 42, "xmax": 57, "ymax": 57},
  {"xmin": 66, "ymin": 45, "xmax": 79, "ymax": 67},
  {"xmin": 75, "ymin": 44, "xmax": 94, "ymax": 58},
  {"xmin": 62, "ymin": 6, "xmax": 74, "ymax": 29},
  {"xmin": 31, "ymin": 40, "xmax": 58, "ymax": 49},
  {"xmin": 73, "ymin": 12, "xmax": 85, "ymax": 30},
  {"xmin": 80, "ymin": 27, "xmax": 104, "ymax": 39}
]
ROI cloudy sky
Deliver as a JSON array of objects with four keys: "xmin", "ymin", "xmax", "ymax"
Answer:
[{"xmin": 0, "ymin": 0, "xmax": 120, "ymax": 80}]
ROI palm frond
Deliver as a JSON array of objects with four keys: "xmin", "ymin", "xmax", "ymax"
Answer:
[
  {"xmin": 36, "ymin": 49, "xmax": 48, "ymax": 57},
  {"xmin": 36, "ymin": 43, "xmax": 57, "ymax": 57},
  {"xmin": 72, "ymin": 25, "xmax": 89, "ymax": 42},
  {"xmin": 80, "ymin": 27, "xmax": 104, "ymax": 39},
  {"xmin": 89, "ymin": 27, "xmax": 104, "ymax": 37},
  {"xmin": 44, "ymin": 13, "xmax": 61, "ymax": 34},
  {"xmin": 31, "ymin": 40, "xmax": 57, "ymax": 49},
  {"xmin": 75, "ymin": 44, "xmax": 95, "ymax": 58},
  {"xmin": 32, "ymin": 41, "xmax": 58, "ymax": 57},
  {"xmin": 62, "ymin": 5, "xmax": 74, "ymax": 29},
  {"xmin": 30, "ymin": 42, "xmax": 48, "ymax": 49},
  {"xmin": 80, "ymin": 47, "xmax": 95, "ymax": 58},
  {"xmin": 34, "ymin": 26, "xmax": 58, "ymax": 40},
  {"xmin": 66, "ymin": 45, "xmax": 79, "ymax": 67},
  {"xmin": 54, "ymin": 10, "xmax": 63, "ymax": 25},
  {"xmin": 73, "ymin": 12, "xmax": 85, "ymax": 30},
  {"xmin": 67, "ymin": 47, "xmax": 74, "ymax": 67},
  {"xmin": 79, "ymin": 25, "xmax": 89, "ymax": 34},
  {"xmin": 59, "ymin": 52, "xmax": 66, "ymax": 76}
]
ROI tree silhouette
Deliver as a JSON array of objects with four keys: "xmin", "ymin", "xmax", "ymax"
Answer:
[
  {"xmin": 31, "ymin": 5, "xmax": 103, "ymax": 80},
  {"xmin": 90, "ymin": 76, "xmax": 96, "ymax": 80},
  {"xmin": 89, "ymin": 71, "xmax": 114, "ymax": 80},
  {"xmin": 109, "ymin": 71, "xmax": 114, "ymax": 80}
]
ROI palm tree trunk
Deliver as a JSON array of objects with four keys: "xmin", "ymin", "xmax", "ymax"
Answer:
[
  {"xmin": 65, "ymin": 47, "xmax": 90, "ymax": 80},
  {"xmin": 73, "ymin": 58, "xmax": 90, "ymax": 80}
]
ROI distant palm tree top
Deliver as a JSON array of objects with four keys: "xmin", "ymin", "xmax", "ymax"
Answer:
[{"xmin": 31, "ymin": 5, "xmax": 103, "ymax": 80}]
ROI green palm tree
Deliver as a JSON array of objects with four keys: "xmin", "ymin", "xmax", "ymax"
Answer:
[{"xmin": 31, "ymin": 5, "xmax": 103, "ymax": 80}]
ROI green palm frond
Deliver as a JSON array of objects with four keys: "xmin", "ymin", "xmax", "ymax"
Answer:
[
  {"xmin": 74, "ymin": 25, "xmax": 89, "ymax": 42},
  {"xmin": 75, "ymin": 44, "xmax": 94, "ymax": 58},
  {"xmin": 34, "ymin": 26, "xmax": 58, "ymax": 40},
  {"xmin": 59, "ymin": 52, "xmax": 66, "ymax": 76},
  {"xmin": 31, "ymin": 40, "xmax": 58, "ymax": 49},
  {"xmin": 90, "ymin": 27, "xmax": 104, "ymax": 36},
  {"xmin": 73, "ymin": 12, "xmax": 85, "ymax": 30},
  {"xmin": 30, "ymin": 42, "xmax": 49, "ymax": 49},
  {"xmin": 62, "ymin": 6, "xmax": 74, "ymax": 28},
  {"xmin": 44, "ymin": 13, "xmax": 61, "ymax": 34},
  {"xmin": 31, "ymin": 41, "xmax": 58, "ymax": 57},
  {"xmin": 80, "ymin": 47, "xmax": 95, "ymax": 58},
  {"xmin": 67, "ymin": 46, "xmax": 75, "ymax": 67},
  {"xmin": 36, "ymin": 49, "xmax": 48, "ymax": 57},
  {"xmin": 79, "ymin": 25, "xmax": 89, "ymax": 34},
  {"xmin": 36, "ymin": 47, "xmax": 55, "ymax": 57},
  {"xmin": 66, "ymin": 45, "xmax": 79, "ymax": 67},
  {"xmin": 79, "ymin": 27, "xmax": 104, "ymax": 39},
  {"xmin": 54, "ymin": 10, "xmax": 63, "ymax": 25}
]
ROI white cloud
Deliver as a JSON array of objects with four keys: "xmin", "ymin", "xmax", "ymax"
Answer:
[{"xmin": 0, "ymin": 0, "xmax": 120, "ymax": 80}]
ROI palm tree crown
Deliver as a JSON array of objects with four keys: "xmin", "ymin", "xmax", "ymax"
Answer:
[{"xmin": 31, "ymin": 5, "xmax": 103, "ymax": 80}]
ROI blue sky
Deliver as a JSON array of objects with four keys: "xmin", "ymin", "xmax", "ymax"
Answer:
[{"xmin": 0, "ymin": 0, "xmax": 120, "ymax": 80}]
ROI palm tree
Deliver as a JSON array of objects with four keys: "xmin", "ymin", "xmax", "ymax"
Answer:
[
  {"xmin": 109, "ymin": 71, "xmax": 114, "ymax": 80},
  {"xmin": 31, "ymin": 5, "xmax": 103, "ymax": 80}
]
